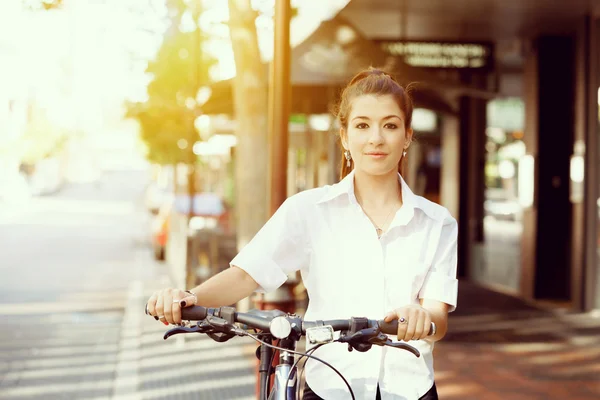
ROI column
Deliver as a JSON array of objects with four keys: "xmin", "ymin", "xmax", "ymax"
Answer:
[{"xmin": 440, "ymin": 114, "xmax": 460, "ymax": 219}]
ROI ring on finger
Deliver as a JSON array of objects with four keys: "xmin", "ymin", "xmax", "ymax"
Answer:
[
  {"xmin": 399, "ymin": 317, "xmax": 408, "ymax": 324},
  {"xmin": 158, "ymin": 315, "xmax": 165, "ymax": 320},
  {"xmin": 172, "ymin": 299, "xmax": 180, "ymax": 304}
]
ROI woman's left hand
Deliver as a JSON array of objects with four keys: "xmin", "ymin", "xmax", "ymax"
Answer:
[{"xmin": 384, "ymin": 305, "xmax": 432, "ymax": 342}]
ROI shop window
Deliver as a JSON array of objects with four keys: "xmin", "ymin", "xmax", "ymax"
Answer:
[{"xmin": 472, "ymin": 98, "xmax": 525, "ymax": 293}]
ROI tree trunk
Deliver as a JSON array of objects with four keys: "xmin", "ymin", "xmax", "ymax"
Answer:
[{"xmin": 228, "ymin": 0, "xmax": 269, "ymax": 250}]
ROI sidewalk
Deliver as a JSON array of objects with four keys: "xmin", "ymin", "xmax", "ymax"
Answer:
[
  {"xmin": 123, "ymin": 276, "xmax": 600, "ymax": 399},
  {"xmin": 434, "ymin": 282, "xmax": 600, "ymax": 399}
]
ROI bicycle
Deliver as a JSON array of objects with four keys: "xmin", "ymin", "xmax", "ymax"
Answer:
[{"xmin": 151, "ymin": 305, "xmax": 434, "ymax": 400}]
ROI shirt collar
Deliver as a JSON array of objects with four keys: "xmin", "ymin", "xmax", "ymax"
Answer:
[
  {"xmin": 316, "ymin": 169, "xmax": 357, "ymax": 205},
  {"xmin": 317, "ymin": 169, "xmax": 418, "ymax": 225}
]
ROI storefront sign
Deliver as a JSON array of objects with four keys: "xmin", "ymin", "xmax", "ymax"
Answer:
[{"xmin": 375, "ymin": 40, "xmax": 494, "ymax": 71}]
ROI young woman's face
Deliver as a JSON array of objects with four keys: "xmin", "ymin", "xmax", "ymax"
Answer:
[{"xmin": 342, "ymin": 94, "xmax": 412, "ymax": 177}]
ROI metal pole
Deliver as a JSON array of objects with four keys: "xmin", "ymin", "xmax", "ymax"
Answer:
[
  {"xmin": 189, "ymin": 6, "xmax": 201, "ymax": 221},
  {"xmin": 185, "ymin": 5, "xmax": 202, "ymax": 290},
  {"xmin": 583, "ymin": 16, "xmax": 599, "ymax": 311},
  {"xmin": 258, "ymin": 4, "xmax": 294, "ymax": 397},
  {"xmin": 268, "ymin": 0, "xmax": 291, "ymax": 215},
  {"xmin": 264, "ymin": 0, "xmax": 295, "ymax": 335}
]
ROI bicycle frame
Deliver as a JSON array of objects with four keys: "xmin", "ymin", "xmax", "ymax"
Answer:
[{"xmin": 259, "ymin": 337, "xmax": 298, "ymax": 400}]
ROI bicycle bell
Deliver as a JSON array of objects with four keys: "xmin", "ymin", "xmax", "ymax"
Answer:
[{"xmin": 269, "ymin": 316, "xmax": 292, "ymax": 339}]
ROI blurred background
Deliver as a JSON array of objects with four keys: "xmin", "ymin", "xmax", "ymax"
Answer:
[{"xmin": 1, "ymin": 0, "xmax": 599, "ymax": 399}]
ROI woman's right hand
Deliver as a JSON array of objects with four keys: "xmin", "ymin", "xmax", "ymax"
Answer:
[{"xmin": 145, "ymin": 288, "xmax": 197, "ymax": 325}]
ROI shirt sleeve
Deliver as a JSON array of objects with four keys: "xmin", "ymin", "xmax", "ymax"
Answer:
[
  {"xmin": 230, "ymin": 194, "xmax": 309, "ymax": 293},
  {"xmin": 418, "ymin": 214, "xmax": 459, "ymax": 312}
]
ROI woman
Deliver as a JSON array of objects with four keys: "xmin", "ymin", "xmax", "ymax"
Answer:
[{"xmin": 146, "ymin": 68, "xmax": 458, "ymax": 400}]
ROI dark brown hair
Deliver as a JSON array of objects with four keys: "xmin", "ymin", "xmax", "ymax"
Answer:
[{"xmin": 333, "ymin": 67, "xmax": 414, "ymax": 180}]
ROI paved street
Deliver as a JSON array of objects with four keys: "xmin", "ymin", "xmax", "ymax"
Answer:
[
  {"xmin": 0, "ymin": 169, "xmax": 152, "ymax": 399},
  {"xmin": 0, "ymin": 170, "xmax": 151, "ymax": 305},
  {"xmin": 0, "ymin": 170, "xmax": 255, "ymax": 400}
]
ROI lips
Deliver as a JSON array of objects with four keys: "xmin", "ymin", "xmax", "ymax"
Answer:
[{"xmin": 366, "ymin": 153, "xmax": 387, "ymax": 156}]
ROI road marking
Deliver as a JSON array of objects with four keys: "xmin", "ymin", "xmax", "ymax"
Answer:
[
  {"xmin": 112, "ymin": 280, "xmax": 143, "ymax": 400},
  {"xmin": 0, "ymin": 301, "xmax": 125, "ymax": 315}
]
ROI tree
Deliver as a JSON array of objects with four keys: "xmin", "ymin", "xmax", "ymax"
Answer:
[
  {"xmin": 23, "ymin": 0, "xmax": 63, "ymax": 11},
  {"xmin": 126, "ymin": 0, "xmax": 216, "ymax": 190},
  {"xmin": 227, "ymin": 0, "xmax": 270, "ymax": 251}
]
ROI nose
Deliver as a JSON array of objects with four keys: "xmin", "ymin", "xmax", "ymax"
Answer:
[{"xmin": 368, "ymin": 126, "xmax": 384, "ymax": 145}]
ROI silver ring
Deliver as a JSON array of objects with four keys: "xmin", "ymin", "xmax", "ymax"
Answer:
[
  {"xmin": 399, "ymin": 317, "xmax": 407, "ymax": 324},
  {"xmin": 158, "ymin": 315, "xmax": 165, "ymax": 320},
  {"xmin": 172, "ymin": 299, "xmax": 180, "ymax": 304}
]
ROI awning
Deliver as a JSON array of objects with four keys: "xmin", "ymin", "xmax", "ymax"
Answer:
[{"xmin": 201, "ymin": 15, "xmax": 460, "ymax": 116}]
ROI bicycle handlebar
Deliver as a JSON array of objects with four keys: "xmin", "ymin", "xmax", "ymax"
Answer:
[
  {"xmin": 180, "ymin": 306, "xmax": 434, "ymax": 337},
  {"xmin": 163, "ymin": 305, "xmax": 432, "ymax": 399}
]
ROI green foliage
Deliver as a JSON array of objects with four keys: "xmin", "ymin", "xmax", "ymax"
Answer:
[
  {"xmin": 126, "ymin": 0, "xmax": 216, "ymax": 166},
  {"xmin": 23, "ymin": 0, "xmax": 63, "ymax": 11}
]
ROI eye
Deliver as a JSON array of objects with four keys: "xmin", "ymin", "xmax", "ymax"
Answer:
[
  {"xmin": 384, "ymin": 123, "xmax": 398, "ymax": 129},
  {"xmin": 355, "ymin": 122, "xmax": 369, "ymax": 129}
]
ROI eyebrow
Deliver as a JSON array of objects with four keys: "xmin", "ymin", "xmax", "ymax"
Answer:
[{"xmin": 351, "ymin": 115, "xmax": 403, "ymax": 122}]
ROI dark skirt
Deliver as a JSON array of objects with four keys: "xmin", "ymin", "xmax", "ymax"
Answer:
[{"xmin": 302, "ymin": 382, "xmax": 438, "ymax": 399}]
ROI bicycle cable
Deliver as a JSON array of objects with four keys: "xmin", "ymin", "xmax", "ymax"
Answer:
[
  {"xmin": 239, "ymin": 331, "xmax": 356, "ymax": 400},
  {"xmin": 298, "ymin": 347, "xmax": 317, "ymax": 400},
  {"xmin": 287, "ymin": 344, "xmax": 323, "ymax": 400}
]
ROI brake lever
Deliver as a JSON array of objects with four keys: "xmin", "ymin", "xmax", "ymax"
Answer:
[
  {"xmin": 366, "ymin": 329, "xmax": 422, "ymax": 357},
  {"xmin": 164, "ymin": 318, "xmax": 224, "ymax": 339},
  {"xmin": 163, "ymin": 324, "xmax": 207, "ymax": 340},
  {"xmin": 338, "ymin": 328, "xmax": 422, "ymax": 357},
  {"xmin": 381, "ymin": 340, "xmax": 421, "ymax": 357}
]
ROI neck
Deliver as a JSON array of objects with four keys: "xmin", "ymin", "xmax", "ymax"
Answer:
[{"xmin": 353, "ymin": 169, "xmax": 402, "ymax": 209}]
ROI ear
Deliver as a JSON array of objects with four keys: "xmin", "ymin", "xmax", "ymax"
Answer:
[
  {"xmin": 340, "ymin": 127, "xmax": 349, "ymax": 150},
  {"xmin": 405, "ymin": 128, "xmax": 414, "ymax": 148}
]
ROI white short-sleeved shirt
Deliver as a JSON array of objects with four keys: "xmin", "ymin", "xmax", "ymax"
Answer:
[{"xmin": 231, "ymin": 169, "xmax": 459, "ymax": 400}]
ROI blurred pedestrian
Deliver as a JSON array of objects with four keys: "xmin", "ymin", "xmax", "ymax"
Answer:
[{"xmin": 146, "ymin": 67, "xmax": 457, "ymax": 400}]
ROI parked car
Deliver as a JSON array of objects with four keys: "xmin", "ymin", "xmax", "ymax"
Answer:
[
  {"xmin": 144, "ymin": 182, "xmax": 171, "ymax": 215},
  {"xmin": 150, "ymin": 200, "xmax": 170, "ymax": 260},
  {"xmin": 150, "ymin": 192, "xmax": 232, "ymax": 261},
  {"xmin": 144, "ymin": 165, "xmax": 174, "ymax": 215}
]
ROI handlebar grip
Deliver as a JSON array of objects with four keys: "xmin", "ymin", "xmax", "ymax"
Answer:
[
  {"xmin": 378, "ymin": 320, "xmax": 435, "ymax": 337},
  {"xmin": 378, "ymin": 320, "xmax": 399, "ymax": 335},
  {"xmin": 181, "ymin": 306, "xmax": 209, "ymax": 321}
]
